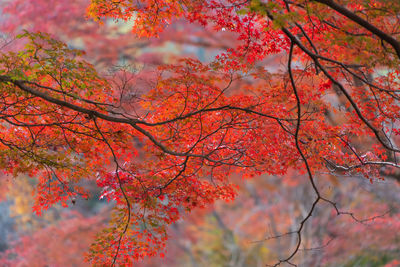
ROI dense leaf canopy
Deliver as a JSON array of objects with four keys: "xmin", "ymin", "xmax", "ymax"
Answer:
[{"xmin": 0, "ymin": 0, "xmax": 400, "ymax": 265}]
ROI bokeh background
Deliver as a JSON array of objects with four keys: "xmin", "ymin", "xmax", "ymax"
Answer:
[{"xmin": 0, "ymin": 0, "xmax": 400, "ymax": 266}]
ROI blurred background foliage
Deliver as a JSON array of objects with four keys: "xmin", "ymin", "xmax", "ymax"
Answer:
[{"xmin": 0, "ymin": 0, "xmax": 399, "ymax": 266}]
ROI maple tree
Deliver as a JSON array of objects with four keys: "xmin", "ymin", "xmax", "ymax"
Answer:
[{"xmin": 1, "ymin": 0, "xmax": 400, "ymax": 265}]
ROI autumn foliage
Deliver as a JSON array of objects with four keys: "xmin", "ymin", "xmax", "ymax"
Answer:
[{"xmin": 1, "ymin": 0, "xmax": 400, "ymax": 266}]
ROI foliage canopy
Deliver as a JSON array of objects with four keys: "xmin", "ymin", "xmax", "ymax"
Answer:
[{"xmin": 1, "ymin": 0, "xmax": 400, "ymax": 265}]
